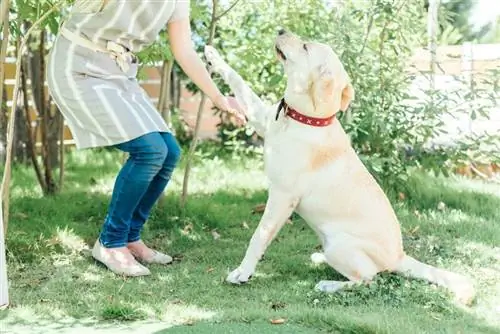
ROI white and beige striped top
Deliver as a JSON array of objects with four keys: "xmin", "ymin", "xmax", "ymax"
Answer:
[
  {"xmin": 47, "ymin": 1, "xmax": 191, "ymax": 149},
  {"xmin": 66, "ymin": 0, "xmax": 190, "ymax": 52}
]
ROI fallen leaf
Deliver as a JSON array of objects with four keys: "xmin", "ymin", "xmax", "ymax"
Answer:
[
  {"xmin": 172, "ymin": 254, "xmax": 184, "ymax": 262},
  {"xmin": 241, "ymin": 222, "xmax": 249, "ymax": 229},
  {"xmin": 181, "ymin": 223, "xmax": 194, "ymax": 236},
  {"xmin": 270, "ymin": 301, "xmax": 286, "ymax": 310},
  {"xmin": 13, "ymin": 212, "xmax": 28, "ymax": 219},
  {"xmin": 270, "ymin": 318, "xmax": 286, "ymax": 325},
  {"xmin": 252, "ymin": 203, "xmax": 266, "ymax": 214},
  {"xmin": 206, "ymin": 267, "xmax": 215, "ymax": 273},
  {"xmin": 409, "ymin": 226, "xmax": 420, "ymax": 235},
  {"xmin": 398, "ymin": 192, "xmax": 406, "ymax": 200},
  {"xmin": 211, "ymin": 230, "xmax": 221, "ymax": 240}
]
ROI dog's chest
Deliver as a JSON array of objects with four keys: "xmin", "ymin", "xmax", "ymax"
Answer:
[{"xmin": 263, "ymin": 129, "xmax": 319, "ymax": 190}]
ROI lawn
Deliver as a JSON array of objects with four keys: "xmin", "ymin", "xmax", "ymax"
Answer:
[{"xmin": 1, "ymin": 147, "xmax": 500, "ymax": 334}]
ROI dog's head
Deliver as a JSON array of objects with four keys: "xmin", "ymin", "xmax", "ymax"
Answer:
[{"xmin": 275, "ymin": 30, "xmax": 354, "ymax": 117}]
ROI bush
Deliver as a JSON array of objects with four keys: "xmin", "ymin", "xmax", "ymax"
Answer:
[{"xmin": 198, "ymin": 0, "xmax": 499, "ymax": 191}]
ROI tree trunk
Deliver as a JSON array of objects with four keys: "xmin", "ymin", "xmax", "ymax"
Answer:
[
  {"xmin": 58, "ymin": 109, "xmax": 65, "ymax": 189},
  {"xmin": 0, "ymin": 90, "xmax": 7, "ymax": 164},
  {"xmin": 0, "ymin": 0, "xmax": 10, "ymax": 310},
  {"xmin": 13, "ymin": 86, "xmax": 28, "ymax": 164},
  {"xmin": 21, "ymin": 57, "xmax": 45, "ymax": 191},
  {"xmin": 0, "ymin": 0, "xmax": 10, "ymax": 165},
  {"xmin": 0, "ymin": 199, "xmax": 8, "ymax": 309},
  {"xmin": 31, "ymin": 29, "xmax": 57, "ymax": 195},
  {"xmin": 173, "ymin": 70, "xmax": 181, "ymax": 110},
  {"xmin": 180, "ymin": 0, "xmax": 219, "ymax": 208},
  {"xmin": 47, "ymin": 99, "xmax": 61, "ymax": 169},
  {"xmin": 158, "ymin": 59, "xmax": 174, "ymax": 128}
]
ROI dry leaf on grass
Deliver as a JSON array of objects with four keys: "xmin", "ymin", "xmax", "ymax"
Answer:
[
  {"xmin": 409, "ymin": 226, "xmax": 420, "ymax": 235},
  {"xmin": 181, "ymin": 223, "xmax": 194, "ymax": 236},
  {"xmin": 270, "ymin": 301, "xmax": 286, "ymax": 310},
  {"xmin": 252, "ymin": 203, "xmax": 266, "ymax": 214},
  {"xmin": 13, "ymin": 212, "xmax": 28, "ymax": 219},
  {"xmin": 270, "ymin": 318, "xmax": 286, "ymax": 325},
  {"xmin": 206, "ymin": 267, "xmax": 215, "ymax": 273},
  {"xmin": 211, "ymin": 230, "xmax": 221, "ymax": 240},
  {"xmin": 241, "ymin": 221, "xmax": 249, "ymax": 229}
]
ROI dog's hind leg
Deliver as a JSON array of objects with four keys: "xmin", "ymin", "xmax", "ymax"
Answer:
[
  {"xmin": 204, "ymin": 45, "xmax": 272, "ymax": 137},
  {"xmin": 314, "ymin": 233, "xmax": 380, "ymax": 293}
]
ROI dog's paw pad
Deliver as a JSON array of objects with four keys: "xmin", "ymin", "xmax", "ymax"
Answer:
[{"xmin": 204, "ymin": 45, "xmax": 227, "ymax": 73}]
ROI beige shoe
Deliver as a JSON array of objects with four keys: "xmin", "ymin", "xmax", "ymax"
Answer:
[
  {"xmin": 92, "ymin": 239, "xmax": 151, "ymax": 276},
  {"xmin": 127, "ymin": 240, "xmax": 173, "ymax": 265}
]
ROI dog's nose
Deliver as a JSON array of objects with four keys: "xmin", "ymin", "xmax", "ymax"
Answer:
[{"xmin": 278, "ymin": 29, "xmax": 286, "ymax": 36}]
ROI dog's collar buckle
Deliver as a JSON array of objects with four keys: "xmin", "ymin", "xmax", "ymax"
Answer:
[{"xmin": 275, "ymin": 98, "xmax": 335, "ymax": 127}]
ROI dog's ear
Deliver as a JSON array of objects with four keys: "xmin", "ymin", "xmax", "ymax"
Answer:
[
  {"xmin": 318, "ymin": 65, "xmax": 335, "ymax": 91},
  {"xmin": 340, "ymin": 82, "xmax": 354, "ymax": 112},
  {"xmin": 308, "ymin": 65, "xmax": 335, "ymax": 107}
]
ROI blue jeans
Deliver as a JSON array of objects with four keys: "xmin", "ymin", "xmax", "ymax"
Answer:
[{"xmin": 99, "ymin": 131, "xmax": 181, "ymax": 248}]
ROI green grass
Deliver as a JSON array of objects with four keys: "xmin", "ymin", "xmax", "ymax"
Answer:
[{"xmin": 1, "ymin": 148, "xmax": 500, "ymax": 333}]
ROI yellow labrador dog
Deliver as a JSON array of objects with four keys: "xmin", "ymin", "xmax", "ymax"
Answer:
[{"xmin": 204, "ymin": 30, "xmax": 475, "ymax": 305}]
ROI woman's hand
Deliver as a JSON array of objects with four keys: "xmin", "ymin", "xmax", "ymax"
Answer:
[
  {"xmin": 214, "ymin": 95, "xmax": 247, "ymax": 125},
  {"xmin": 168, "ymin": 19, "xmax": 245, "ymax": 123}
]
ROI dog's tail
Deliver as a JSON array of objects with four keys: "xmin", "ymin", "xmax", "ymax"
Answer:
[{"xmin": 395, "ymin": 254, "xmax": 475, "ymax": 305}]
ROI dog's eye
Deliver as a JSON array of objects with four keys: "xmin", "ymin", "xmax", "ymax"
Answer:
[{"xmin": 303, "ymin": 44, "xmax": 308, "ymax": 51}]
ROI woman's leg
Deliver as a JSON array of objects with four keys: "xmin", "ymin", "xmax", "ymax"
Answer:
[
  {"xmin": 92, "ymin": 132, "xmax": 168, "ymax": 276},
  {"xmin": 126, "ymin": 132, "xmax": 181, "ymax": 263}
]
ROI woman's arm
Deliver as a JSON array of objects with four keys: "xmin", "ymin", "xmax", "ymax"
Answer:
[{"xmin": 167, "ymin": 18, "xmax": 229, "ymax": 111}]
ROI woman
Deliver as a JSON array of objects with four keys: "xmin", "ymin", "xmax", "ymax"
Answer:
[{"xmin": 47, "ymin": 0, "xmax": 242, "ymax": 276}]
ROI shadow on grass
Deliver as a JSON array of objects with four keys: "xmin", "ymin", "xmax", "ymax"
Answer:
[{"xmin": 152, "ymin": 322, "xmax": 323, "ymax": 334}]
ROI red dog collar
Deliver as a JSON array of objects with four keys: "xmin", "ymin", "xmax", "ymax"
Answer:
[{"xmin": 275, "ymin": 98, "xmax": 335, "ymax": 127}]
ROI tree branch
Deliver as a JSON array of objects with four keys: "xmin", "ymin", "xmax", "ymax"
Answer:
[
  {"xmin": 180, "ymin": 0, "xmax": 220, "ymax": 208},
  {"xmin": 215, "ymin": 0, "xmax": 242, "ymax": 21}
]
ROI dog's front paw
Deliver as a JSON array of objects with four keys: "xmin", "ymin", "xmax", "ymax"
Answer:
[
  {"xmin": 204, "ymin": 45, "xmax": 228, "ymax": 75},
  {"xmin": 226, "ymin": 267, "xmax": 253, "ymax": 285}
]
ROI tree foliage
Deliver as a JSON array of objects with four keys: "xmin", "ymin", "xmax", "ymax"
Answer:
[
  {"xmin": 188, "ymin": 0, "xmax": 499, "ymax": 189},
  {"xmin": 1, "ymin": 0, "xmax": 499, "ymax": 199}
]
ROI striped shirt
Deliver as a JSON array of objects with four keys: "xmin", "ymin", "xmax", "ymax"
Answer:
[{"xmin": 46, "ymin": 0, "xmax": 190, "ymax": 149}]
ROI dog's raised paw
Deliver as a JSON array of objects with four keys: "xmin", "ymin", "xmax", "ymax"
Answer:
[
  {"xmin": 204, "ymin": 45, "xmax": 227, "ymax": 74},
  {"xmin": 226, "ymin": 267, "xmax": 253, "ymax": 285}
]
